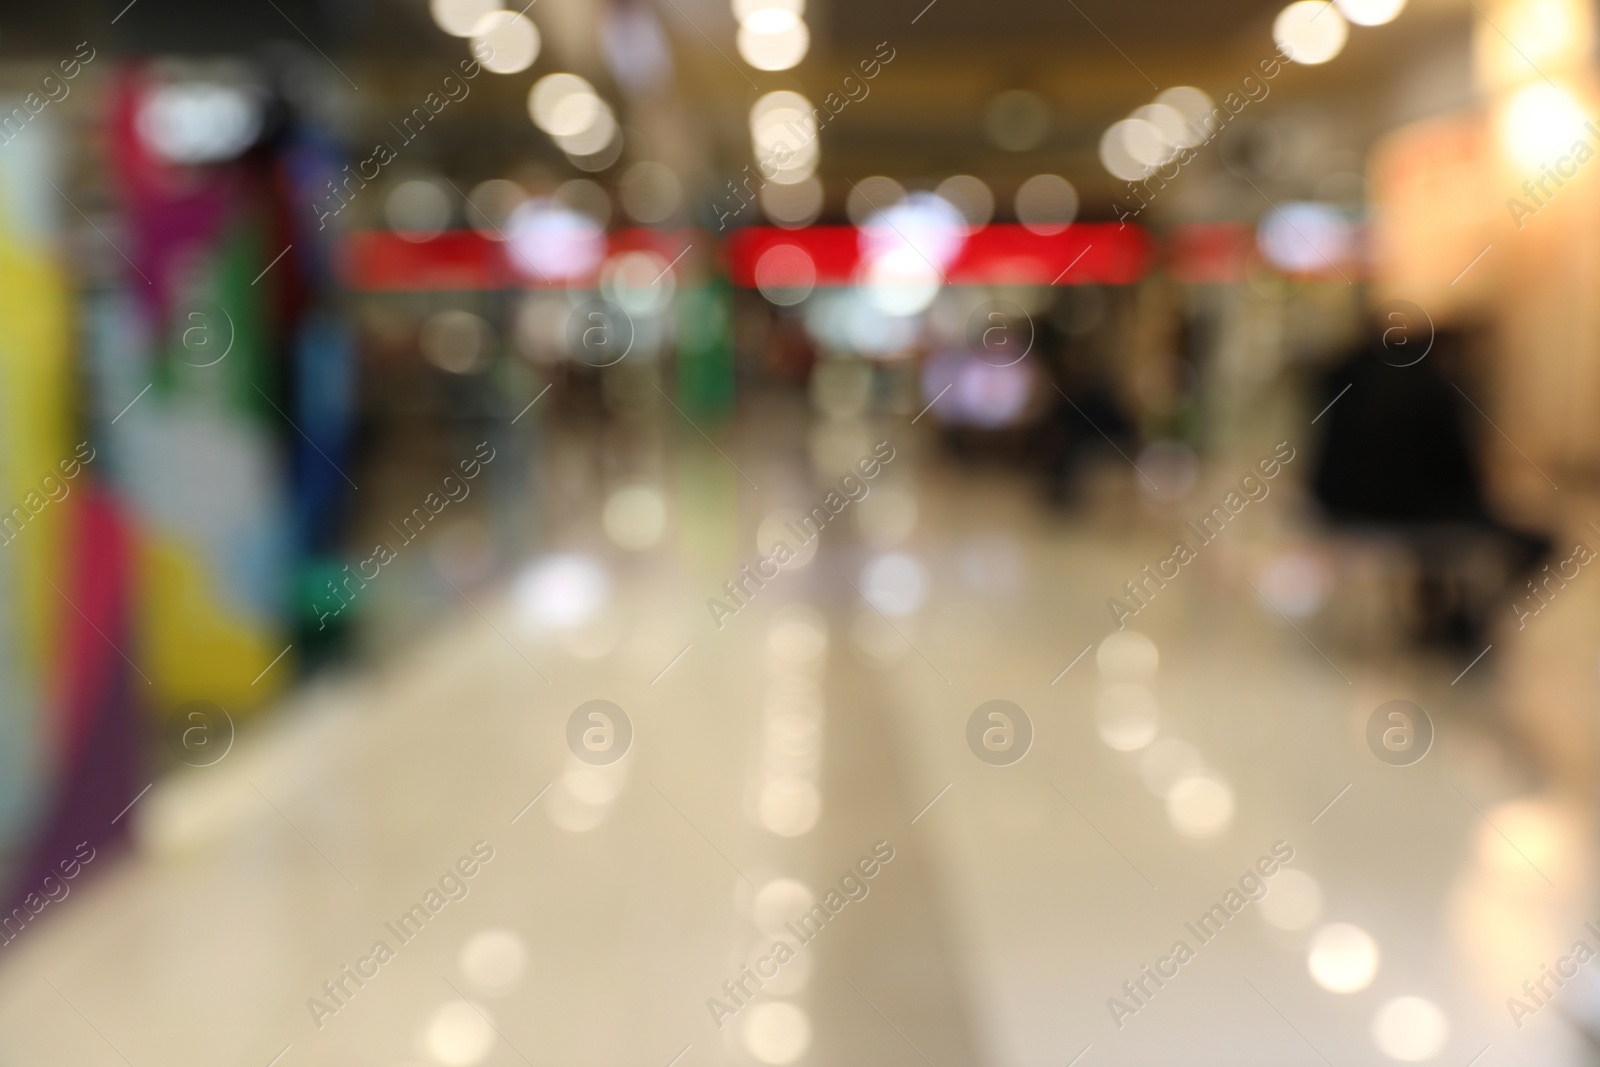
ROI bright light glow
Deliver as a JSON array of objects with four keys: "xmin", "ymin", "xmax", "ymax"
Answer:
[
  {"xmin": 1475, "ymin": 797, "xmax": 1579, "ymax": 883},
  {"xmin": 565, "ymin": 130, "xmax": 625, "ymax": 172},
  {"xmin": 1308, "ymin": 923, "xmax": 1380, "ymax": 993},
  {"xmin": 1257, "ymin": 201, "xmax": 1352, "ymax": 274},
  {"xmin": 751, "ymin": 91, "xmax": 820, "ymax": 183},
  {"xmin": 1166, "ymin": 772, "xmax": 1235, "ymax": 838},
  {"xmin": 755, "ymin": 244, "xmax": 818, "ymax": 305},
  {"xmin": 603, "ymin": 486, "xmax": 667, "ymax": 550},
  {"xmin": 1274, "ymin": 1, "xmax": 1349, "ymax": 65},
  {"xmin": 737, "ymin": 8, "xmax": 810, "ymax": 71},
  {"xmin": 1500, "ymin": 0, "xmax": 1583, "ymax": 69},
  {"xmin": 1100, "ymin": 120, "xmax": 1155, "ymax": 180},
  {"xmin": 761, "ymin": 147, "xmax": 819, "ymax": 186},
  {"xmin": 505, "ymin": 199, "xmax": 606, "ymax": 280},
  {"xmin": 1122, "ymin": 118, "xmax": 1172, "ymax": 166},
  {"xmin": 1371, "ymin": 996, "xmax": 1449, "ymax": 1061},
  {"xmin": 136, "ymin": 83, "xmax": 262, "ymax": 164},
  {"xmin": 734, "ymin": 0, "xmax": 804, "ymax": 18},
  {"xmin": 1260, "ymin": 869, "xmax": 1323, "ymax": 930},
  {"xmin": 513, "ymin": 554, "xmax": 610, "ymax": 630},
  {"xmin": 1133, "ymin": 102, "xmax": 1195, "ymax": 150},
  {"xmin": 431, "ymin": 0, "xmax": 500, "ymax": 36},
  {"xmin": 424, "ymin": 1000, "xmax": 496, "ymax": 1066},
  {"xmin": 751, "ymin": 90, "xmax": 816, "ymax": 147},
  {"xmin": 553, "ymin": 103, "xmax": 618, "ymax": 156},
  {"xmin": 1156, "ymin": 86, "xmax": 1214, "ymax": 139},
  {"xmin": 459, "ymin": 929, "xmax": 528, "ymax": 992},
  {"xmin": 741, "ymin": 1001, "xmax": 813, "ymax": 1064},
  {"xmin": 1097, "ymin": 631, "xmax": 1158, "ymax": 680},
  {"xmin": 528, "ymin": 73, "xmax": 601, "ymax": 135},
  {"xmin": 1095, "ymin": 682, "xmax": 1159, "ymax": 751},
  {"xmin": 936, "ymin": 174, "xmax": 995, "ymax": 227},
  {"xmin": 1502, "ymin": 81, "xmax": 1591, "ymax": 169},
  {"xmin": 860, "ymin": 553, "xmax": 929, "ymax": 616},
  {"xmin": 859, "ymin": 192, "xmax": 968, "ymax": 269},
  {"xmin": 1476, "ymin": 0, "xmax": 1592, "ymax": 92},
  {"xmin": 1014, "ymin": 174, "xmax": 1078, "ymax": 234},
  {"xmin": 862, "ymin": 248, "xmax": 941, "ymax": 316},
  {"xmin": 472, "ymin": 11, "xmax": 540, "ymax": 73},
  {"xmin": 1335, "ymin": 0, "xmax": 1405, "ymax": 25}
]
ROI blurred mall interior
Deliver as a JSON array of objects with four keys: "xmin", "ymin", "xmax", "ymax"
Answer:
[{"xmin": 6, "ymin": 0, "xmax": 1600, "ymax": 1063}]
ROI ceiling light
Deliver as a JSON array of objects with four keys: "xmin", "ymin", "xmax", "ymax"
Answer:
[
  {"xmin": 472, "ymin": 11, "xmax": 540, "ymax": 74},
  {"xmin": 1274, "ymin": 1, "xmax": 1349, "ymax": 65},
  {"xmin": 1334, "ymin": 0, "xmax": 1405, "ymax": 25},
  {"xmin": 430, "ymin": 0, "xmax": 500, "ymax": 37},
  {"xmin": 737, "ymin": 8, "xmax": 810, "ymax": 70}
]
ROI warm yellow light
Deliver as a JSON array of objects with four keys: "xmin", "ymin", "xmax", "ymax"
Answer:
[
  {"xmin": 1335, "ymin": 0, "xmax": 1405, "ymax": 25},
  {"xmin": 1274, "ymin": 1, "xmax": 1349, "ymax": 65},
  {"xmin": 737, "ymin": 8, "xmax": 810, "ymax": 70},
  {"xmin": 1501, "ymin": 81, "xmax": 1592, "ymax": 168},
  {"xmin": 1476, "ymin": 0, "xmax": 1594, "ymax": 91},
  {"xmin": 1308, "ymin": 923, "xmax": 1379, "ymax": 993}
]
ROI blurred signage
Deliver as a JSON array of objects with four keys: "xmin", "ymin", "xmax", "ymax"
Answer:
[
  {"xmin": 343, "ymin": 224, "xmax": 1154, "ymax": 291},
  {"xmin": 344, "ymin": 228, "xmax": 696, "ymax": 291},
  {"xmin": 730, "ymin": 223, "xmax": 1154, "ymax": 286}
]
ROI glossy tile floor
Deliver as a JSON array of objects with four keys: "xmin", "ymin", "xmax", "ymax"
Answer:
[{"xmin": 2, "ymin": 401, "xmax": 1598, "ymax": 1067}]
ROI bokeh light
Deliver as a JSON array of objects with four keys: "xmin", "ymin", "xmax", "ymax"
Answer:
[
  {"xmin": 386, "ymin": 179, "xmax": 451, "ymax": 240},
  {"xmin": 1095, "ymin": 682, "xmax": 1160, "ymax": 751},
  {"xmin": 1335, "ymin": 0, "xmax": 1405, "ymax": 26},
  {"xmin": 1165, "ymin": 772, "xmax": 1235, "ymax": 838},
  {"xmin": 459, "ymin": 929, "xmax": 528, "ymax": 993},
  {"xmin": 423, "ymin": 1000, "xmax": 496, "ymax": 1066},
  {"xmin": 1274, "ymin": 1, "xmax": 1349, "ymax": 65},
  {"xmin": 1260, "ymin": 868, "xmax": 1324, "ymax": 930},
  {"xmin": 1014, "ymin": 174, "xmax": 1078, "ymax": 234},
  {"xmin": 1502, "ymin": 82, "xmax": 1591, "ymax": 169},
  {"xmin": 513, "ymin": 554, "xmax": 611, "ymax": 631},
  {"xmin": 431, "ymin": 0, "xmax": 500, "ymax": 37},
  {"xmin": 1308, "ymin": 923, "xmax": 1380, "ymax": 993},
  {"xmin": 755, "ymin": 244, "xmax": 818, "ymax": 306},
  {"xmin": 602, "ymin": 486, "xmax": 668, "ymax": 550},
  {"xmin": 741, "ymin": 1001, "xmax": 813, "ymax": 1064},
  {"xmin": 1371, "ymin": 996, "xmax": 1449, "ymax": 1061},
  {"xmin": 737, "ymin": 8, "xmax": 810, "ymax": 71},
  {"xmin": 935, "ymin": 174, "xmax": 995, "ymax": 227},
  {"xmin": 471, "ymin": 11, "xmax": 540, "ymax": 74},
  {"xmin": 761, "ymin": 176, "xmax": 825, "ymax": 227}
]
